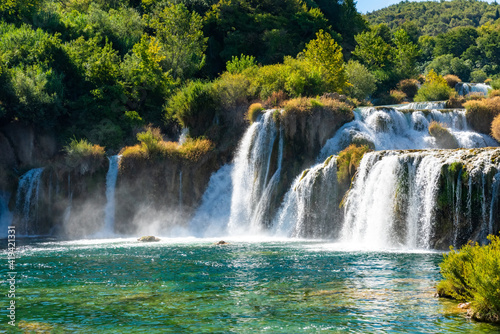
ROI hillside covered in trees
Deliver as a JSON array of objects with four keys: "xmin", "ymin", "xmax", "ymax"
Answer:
[
  {"xmin": 366, "ymin": 0, "xmax": 500, "ymax": 36},
  {"xmin": 1, "ymin": 0, "xmax": 500, "ymax": 156}
]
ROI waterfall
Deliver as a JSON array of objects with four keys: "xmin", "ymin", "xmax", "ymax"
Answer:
[
  {"xmin": 319, "ymin": 106, "xmax": 497, "ymax": 158},
  {"xmin": 456, "ymin": 82, "xmax": 492, "ymax": 96},
  {"xmin": 15, "ymin": 168, "xmax": 44, "ymax": 236},
  {"xmin": 340, "ymin": 148, "xmax": 500, "ymax": 249},
  {"xmin": 102, "ymin": 155, "xmax": 121, "ymax": 235},
  {"xmin": 189, "ymin": 164, "xmax": 233, "ymax": 237},
  {"xmin": 0, "ymin": 191, "xmax": 13, "ymax": 238},
  {"xmin": 227, "ymin": 110, "xmax": 282, "ymax": 235},
  {"xmin": 273, "ymin": 155, "xmax": 340, "ymax": 238}
]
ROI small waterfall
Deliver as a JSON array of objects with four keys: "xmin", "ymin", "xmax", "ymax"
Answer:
[
  {"xmin": 179, "ymin": 171, "xmax": 183, "ymax": 209},
  {"xmin": 456, "ymin": 82, "xmax": 492, "ymax": 96},
  {"xmin": 340, "ymin": 149, "xmax": 500, "ymax": 249},
  {"xmin": 273, "ymin": 155, "xmax": 340, "ymax": 238},
  {"xmin": 319, "ymin": 106, "xmax": 497, "ymax": 158},
  {"xmin": 62, "ymin": 174, "xmax": 73, "ymax": 225},
  {"xmin": 398, "ymin": 101, "xmax": 447, "ymax": 110},
  {"xmin": 227, "ymin": 110, "xmax": 282, "ymax": 235},
  {"xmin": 102, "ymin": 155, "xmax": 121, "ymax": 235},
  {"xmin": 189, "ymin": 164, "xmax": 233, "ymax": 237},
  {"xmin": 0, "ymin": 191, "xmax": 13, "ymax": 238},
  {"xmin": 179, "ymin": 127, "xmax": 189, "ymax": 145},
  {"xmin": 15, "ymin": 168, "xmax": 44, "ymax": 236}
]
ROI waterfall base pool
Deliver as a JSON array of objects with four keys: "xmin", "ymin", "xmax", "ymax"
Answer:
[{"xmin": 2, "ymin": 238, "xmax": 499, "ymax": 333}]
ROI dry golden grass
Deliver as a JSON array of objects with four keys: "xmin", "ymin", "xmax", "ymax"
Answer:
[
  {"xmin": 464, "ymin": 97, "xmax": 500, "ymax": 134},
  {"xmin": 443, "ymin": 74, "xmax": 462, "ymax": 88},
  {"xmin": 492, "ymin": 114, "xmax": 500, "ymax": 142}
]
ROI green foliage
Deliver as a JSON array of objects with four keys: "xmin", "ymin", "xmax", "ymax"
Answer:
[
  {"xmin": 166, "ymin": 81, "xmax": 217, "ymax": 137},
  {"xmin": 345, "ymin": 60, "xmax": 377, "ymax": 101},
  {"xmin": 428, "ymin": 121, "xmax": 459, "ymax": 149},
  {"xmin": 392, "ymin": 29, "xmax": 419, "ymax": 79},
  {"xmin": 148, "ymin": 3, "xmax": 206, "ymax": 79},
  {"xmin": 283, "ymin": 96, "xmax": 352, "ymax": 117},
  {"xmin": 136, "ymin": 126, "xmax": 163, "ymax": 155},
  {"xmin": 303, "ymin": 29, "xmax": 348, "ymax": 93},
  {"xmin": 226, "ymin": 54, "xmax": 257, "ymax": 74},
  {"xmin": 353, "ymin": 30, "xmax": 392, "ymax": 71},
  {"xmin": 470, "ymin": 69, "xmax": 488, "ymax": 83},
  {"xmin": 426, "ymin": 54, "xmax": 472, "ymax": 81},
  {"xmin": 414, "ymin": 70, "xmax": 454, "ymax": 102},
  {"xmin": 366, "ymin": 0, "xmax": 500, "ymax": 36},
  {"xmin": 337, "ymin": 144, "xmax": 371, "ymax": 185},
  {"xmin": 434, "ymin": 27, "xmax": 478, "ymax": 58},
  {"xmin": 63, "ymin": 137, "xmax": 105, "ymax": 168},
  {"xmin": 437, "ymin": 234, "xmax": 500, "ymax": 323}
]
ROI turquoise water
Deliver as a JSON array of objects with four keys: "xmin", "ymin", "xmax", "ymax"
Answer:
[{"xmin": 1, "ymin": 238, "xmax": 500, "ymax": 333}]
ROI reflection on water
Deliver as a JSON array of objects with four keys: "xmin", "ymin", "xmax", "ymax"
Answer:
[{"xmin": 1, "ymin": 239, "xmax": 499, "ymax": 333}]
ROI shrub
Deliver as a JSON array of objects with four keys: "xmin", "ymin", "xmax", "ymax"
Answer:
[
  {"xmin": 390, "ymin": 90, "xmax": 407, "ymax": 104},
  {"xmin": 264, "ymin": 90, "xmax": 288, "ymax": 108},
  {"xmin": 178, "ymin": 138, "xmax": 214, "ymax": 161},
  {"xmin": 466, "ymin": 93, "xmax": 485, "ymax": 101},
  {"xmin": 437, "ymin": 234, "xmax": 500, "ymax": 323},
  {"xmin": 470, "ymin": 70, "xmax": 488, "ymax": 83},
  {"xmin": 443, "ymin": 74, "xmax": 462, "ymax": 88},
  {"xmin": 63, "ymin": 138, "xmax": 105, "ymax": 170},
  {"xmin": 337, "ymin": 144, "xmax": 371, "ymax": 185},
  {"xmin": 226, "ymin": 54, "xmax": 257, "ymax": 74},
  {"xmin": 247, "ymin": 103, "xmax": 264, "ymax": 123},
  {"xmin": 283, "ymin": 97, "xmax": 352, "ymax": 117},
  {"xmin": 414, "ymin": 70, "xmax": 454, "ymax": 102},
  {"xmin": 428, "ymin": 121, "xmax": 459, "ymax": 149},
  {"xmin": 488, "ymin": 90, "xmax": 500, "ymax": 98},
  {"xmin": 492, "ymin": 114, "xmax": 500, "ymax": 142},
  {"xmin": 464, "ymin": 97, "xmax": 500, "ymax": 134},
  {"xmin": 397, "ymin": 79, "xmax": 419, "ymax": 99},
  {"xmin": 136, "ymin": 126, "xmax": 164, "ymax": 156},
  {"xmin": 345, "ymin": 60, "xmax": 377, "ymax": 101},
  {"xmin": 166, "ymin": 81, "xmax": 218, "ymax": 137},
  {"xmin": 446, "ymin": 93, "xmax": 465, "ymax": 108}
]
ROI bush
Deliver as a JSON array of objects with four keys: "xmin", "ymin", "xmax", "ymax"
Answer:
[
  {"xmin": 390, "ymin": 90, "xmax": 407, "ymax": 104},
  {"xmin": 488, "ymin": 90, "xmax": 500, "ymax": 98},
  {"xmin": 397, "ymin": 79, "xmax": 419, "ymax": 99},
  {"xmin": 437, "ymin": 234, "xmax": 500, "ymax": 323},
  {"xmin": 337, "ymin": 144, "xmax": 371, "ymax": 185},
  {"xmin": 492, "ymin": 114, "xmax": 500, "ymax": 142},
  {"xmin": 264, "ymin": 90, "xmax": 288, "ymax": 108},
  {"xmin": 178, "ymin": 138, "xmax": 214, "ymax": 161},
  {"xmin": 63, "ymin": 138, "xmax": 105, "ymax": 170},
  {"xmin": 136, "ymin": 127, "xmax": 164, "ymax": 156},
  {"xmin": 166, "ymin": 81, "xmax": 218, "ymax": 137},
  {"xmin": 464, "ymin": 97, "xmax": 500, "ymax": 134},
  {"xmin": 446, "ymin": 93, "xmax": 465, "ymax": 108},
  {"xmin": 345, "ymin": 60, "xmax": 377, "ymax": 101},
  {"xmin": 471, "ymin": 70, "xmax": 488, "ymax": 83},
  {"xmin": 226, "ymin": 54, "xmax": 257, "ymax": 74},
  {"xmin": 428, "ymin": 121, "xmax": 459, "ymax": 149},
  {"xmin": 414, "ymin": 70, "xmax": 454, "ymax": 102},
  {"xmin": 283, "ymin": 96, "xmax": 352, "ymax": 117},
  {"xmin": 443, "ymin": 74, "xmax": 462, "ymax": 88},
  {"xmin": 247, "ymin": 103, "xmax": 264, "ymax": 123}
]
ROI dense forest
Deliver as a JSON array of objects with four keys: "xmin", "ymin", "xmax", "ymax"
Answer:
[
  {"xmin": 1, "ymin": 0, "xmax": 500, "ymax": 153},
  {"xmin": 366, "ymin": 0, "xmax": 500, "ymax": 35}
]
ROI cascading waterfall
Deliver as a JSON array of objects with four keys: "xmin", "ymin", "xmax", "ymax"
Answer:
[
  {"xmin": 319, "ymin": 105, "xmax": 497, "ymax": 158},
  {"xmin": 456, "ymin": 82, "xmax": 492, "ymax": 96},
  {"xmin": 340, "ymin": 148, "xmax": 500, "ymax": 249},
  {"xmin": 102, "ymin": 155, "xmax": 121, "ymax": 235},
  {"xmin": 15, "ymin": 168, "xmax": 44, "ymax": 236},
  {"xmin": 227, "ymin": 110, "xmax": 283, "ymax": 235},
  {"xmin": 189, "ymin": 164, "xmax": 233, "ymax": 237},
  {"xmin": 273, "ymin": 155, "xmax": 340, "ymax": 238},
  {"xmin": 0, "ymin": 191, "xmax": 13, "ymax": 238}
]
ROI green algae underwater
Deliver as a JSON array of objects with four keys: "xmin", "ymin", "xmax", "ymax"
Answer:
[{"xmin": 1, "ymin": 238, "xmax": 500, "ymax": 333}]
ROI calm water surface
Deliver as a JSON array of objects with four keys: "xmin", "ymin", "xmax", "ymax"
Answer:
[{"xmin": 1, "ymin": 238, "xmax": 500, "ymax": 333}]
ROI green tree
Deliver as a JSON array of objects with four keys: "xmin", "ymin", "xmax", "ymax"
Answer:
[
  {"xmin": 344, "ymin": 60, "xmax": 377, "ymax": 101},
  {"xmin": 303, "ymin": 29, "xmax": 348, "ymax": 93},
  {"xmin": 353, "ymin": 30, "xmax": 392, "ymax": 71},
  {"xmin": 392, "ymin": 29, "xmax": 420, "ymax": 79},
  {"xmin": 148, "ymin": 3, "xmax": 206, "ymax": 79}
]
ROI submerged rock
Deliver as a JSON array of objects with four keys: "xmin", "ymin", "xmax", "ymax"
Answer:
[{"xmin": 137, "ymin": 236, "xmax": 160, "ymax": 242}]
